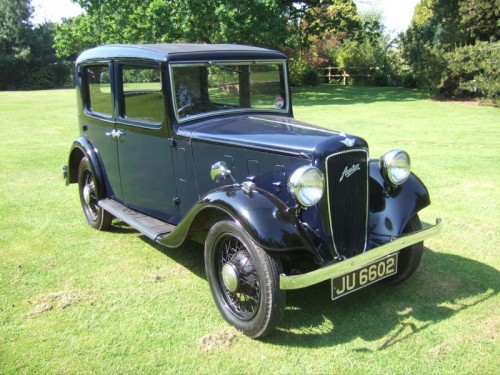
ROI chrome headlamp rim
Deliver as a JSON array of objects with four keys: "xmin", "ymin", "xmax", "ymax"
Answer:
[
  {"xmin": 288, "ymin": 165, "xmax": 325, "ymax": 207},
  {"xmin": 380, "ymin": 149, "xmax": 411, "ymax": 186}
]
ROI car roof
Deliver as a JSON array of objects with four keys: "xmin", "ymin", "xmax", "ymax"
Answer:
[{"xmin": 76, "ymin": 44, "xmax": 287, "ymax": 64}]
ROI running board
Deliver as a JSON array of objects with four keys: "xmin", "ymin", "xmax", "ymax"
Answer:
[{"xmin": 98, "ymin": 199, "xmax": 176, "ymax": 241}]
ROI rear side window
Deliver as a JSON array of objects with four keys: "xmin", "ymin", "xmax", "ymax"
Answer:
[
  {"xmin": 120, "ymin": 65, "xmax": 164, "ymax": 124},
  {"xmin": 84, "ymin": 65, "xmax": 112, "ymax": 116}
]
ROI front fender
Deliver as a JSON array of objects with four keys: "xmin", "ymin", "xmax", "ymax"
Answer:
[
  {"xmin": 157, "ymin": 185, "xmax": 319, "ymax": 257},
  {"xmin": 368, "ymin": 159, "xmax": 430, "ymax": 239}
]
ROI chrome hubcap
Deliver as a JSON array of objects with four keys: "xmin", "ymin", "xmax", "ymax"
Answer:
[
  {"xmin": 221, "ymin": 262, "xmax": 240, "ymax": 293},
  {"xmin": 83, "ymin": 185, "xmax": 91, "ymax": 204}
]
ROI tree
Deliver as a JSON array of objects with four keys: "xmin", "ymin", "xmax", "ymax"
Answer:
[
  {"xmin": 54, "ymin": 0, "xmax": 291, "ymax": 58},
  {"xmin": 331, "ymin": 9, "xmax": 401, "ymax": 86},
  {"xmin": 0, "ymin": 0, "xmax": 72, "ymax": 89},
  {"xmin": 282, "ymin": 0, "xmax": 362, "ymax": 85},
  {"xmin": 294, "ymin": 0, "xmax": 361, "ymax": 45},
  {"xmin": 26, "ymin": 22, "xmax": 72, "ymax": 89},
  {"xmin": 53, "ymin": 0, "xmax": 366, "ymax": 86},
  {"xmin": 54, "ymin": 1, "xmax": 363, "ymax": 58},
  {"xmin": 401, "ymin": 0, "xmax": 500, "ymax": 103},
  {"xmin": 54, "ymin": 0, "xmax": 151, "ymax": 59},
  {"xmin": 445, "ymin": 41, "xmax": 500, "ymax": 103},
  {"xmin": 0, "ymin": 0, "xmax": 32, "ymax": 89},
  {"xmin": 148, "ymin": 0, "xmax": 289, "ymax": 47},
  {"xmin": 459, "ymin": 0, "xmax": 500, "ymax": 42}
]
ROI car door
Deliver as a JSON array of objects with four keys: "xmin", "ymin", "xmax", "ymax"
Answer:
[
  {"xmin": 114, "ymin": 62, "xmax": 179, "ymax": 223},
  {"xmin": 81, "ymin": 63, "xmax": 122, "ymax": 200}
]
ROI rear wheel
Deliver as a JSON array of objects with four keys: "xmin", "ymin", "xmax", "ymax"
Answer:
[
  {"xmin": 384, "ymin": 214, "xmax": 423, "ymax": 284},
  {"xmin": 77, "ymin": 157, "xmax": 112, "ymax": 230},
  {"xmin": 204, "ymin": 221, "xmax": 285, "ymax": 338}
]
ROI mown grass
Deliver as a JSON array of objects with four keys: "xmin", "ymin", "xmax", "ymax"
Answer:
[{"xmin": 0, "ymin": 86, "xmax": 498, "ymax": 374}]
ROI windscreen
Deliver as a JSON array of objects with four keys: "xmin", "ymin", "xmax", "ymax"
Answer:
[{"xmin": 171, "ymin": 61, "xmax": 288, "ymax": 121}]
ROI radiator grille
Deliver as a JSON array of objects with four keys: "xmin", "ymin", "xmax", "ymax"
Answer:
[{"xmin": 325, "ymin": 150, "xmax": 368, "ymax": 258}]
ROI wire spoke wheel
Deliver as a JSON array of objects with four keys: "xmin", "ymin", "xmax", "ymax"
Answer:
[
  {"xmin": 205, "ymin": 221, "xmax": 285, "ymax": 338},
  {"xmin": 82, "ymin": 170, "xmax": 99, "ymax": 221},
  {"xmin": 77, "ymin": 157, "xmax": 112, "ymax": 231},
  {"xmin": 217, "ymin": 235, "xmax": 260, "ymax": 319}
]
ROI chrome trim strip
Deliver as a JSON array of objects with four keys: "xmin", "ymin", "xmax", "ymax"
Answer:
[
  {"xmin": 280, "ymin": 218, "xmax": 442, "ymax": 290},
  {"xmin": 324, "ymin": 149, "xmax": 369, "ymax": 256},
  {"xmin": 248, "ymin": 116, "xmax": 346, "ymax": 136},
  {"xmin": 169, "ymin": 59, "xmax": 288, "ymax": 67}
]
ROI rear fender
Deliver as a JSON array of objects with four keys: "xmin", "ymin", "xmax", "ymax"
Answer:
[
  {"xmin": 368, "ymin": 159, "xmax": 430, "ymax": 238},
  {"xmin": 66, "ymin": 136, "xmax": 106, "ymax": 199}
]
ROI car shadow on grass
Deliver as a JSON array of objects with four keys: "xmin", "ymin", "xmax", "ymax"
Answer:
[
  {"xmin": 131, "ymin": 229, "xmax": 497, "ymax": 348},
  {"xmin": 292, "ymin": 85, "xmax": 428, "ymax": 106},
  {"xmin": 108, "ymin": 220, "xmax": 143, "ymax": 235},
  {"xmin": 138, "ymin": 234, "xmax": 207, "ymax": 281},
  {"xmin": 264, "ymin": 248, "xmax": 498, "ymax": 348},
  {"xmin": 109, "ymin": 219, "xmax": 207, "ymax": 279}
]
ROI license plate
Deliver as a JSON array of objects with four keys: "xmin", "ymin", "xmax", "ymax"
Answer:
[{"xmin": 331, "ymin": 253, "xmax": 398, "ymax": 300}]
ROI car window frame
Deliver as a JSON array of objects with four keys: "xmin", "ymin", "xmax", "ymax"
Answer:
[
  {"xmin": 115, "ymin": 60, "xmax": 166, "ymax": 130},
  {"xmin": 82, "ymin": 62, "xmax": 114, "ymax": 120},
  {"xmin": 168, "ymin": 59, "xmax": 290, "ymax": 125}
]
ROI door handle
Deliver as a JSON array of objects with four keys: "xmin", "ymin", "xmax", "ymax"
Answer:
[
  {"xmin": 105, "ymin": 129, "xmax": 127, "ymax": 139},
  {"xmin": 115, "ymin": 129, "xmax": 127, "ymax": 139}
]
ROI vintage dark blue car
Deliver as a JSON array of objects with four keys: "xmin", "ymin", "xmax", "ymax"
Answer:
[{"xmin": 64, "ymin": 44, "xmax": 442, "ymax": 338}]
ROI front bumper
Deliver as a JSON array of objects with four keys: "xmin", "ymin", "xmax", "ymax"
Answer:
[{"xmin": 280, "ymin": 218, "xmax": 442, "ymax": 290}]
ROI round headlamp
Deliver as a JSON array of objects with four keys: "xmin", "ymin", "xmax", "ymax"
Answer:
[
  {"xmin": 288, "ymin": 166, "xmax": 324, "ymax": 207},
  {"xmin": 380, "ymin": 150, "xmax": 411, "ymax": 185}
]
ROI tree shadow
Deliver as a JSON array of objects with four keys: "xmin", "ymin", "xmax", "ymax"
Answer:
[
  {"xmin": 292, "ymin": 85, "xmax": 428, "ymax": 106},
  {"xmin": 264, "ymin": 248, "xmax": 498, "ymax": 348}
]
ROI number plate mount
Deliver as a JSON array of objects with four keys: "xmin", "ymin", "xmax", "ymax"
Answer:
[{"xmin": 331, "ymin": 253, "xmax": 398, "ymax": 300}]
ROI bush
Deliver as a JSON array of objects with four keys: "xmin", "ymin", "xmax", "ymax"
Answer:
[
  {"xmin": 373, "ymin": 72, "xmax": 389, "ymax": 86},
  {"xmin": 289, "ymin": 58, "xmax": 320, "ymax": 86},
  {"xmin": 402, "ymin": 73, "xmax": 417, "ymax": 88},
  {"xmin": 20, "ymin": 63, "xmax": 73, "ymax": 90},
  {"xmin": 22, "ymin": 67, "xmax": 57, "ymax": 90},
  {"xmin": 445, "ymin": 41, "xmax": 499, "ymax": 105}
]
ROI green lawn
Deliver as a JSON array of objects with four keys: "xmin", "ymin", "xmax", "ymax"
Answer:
[{"xmin": 1, "ymin": 86, "xmax": 498, "ymax": 374}]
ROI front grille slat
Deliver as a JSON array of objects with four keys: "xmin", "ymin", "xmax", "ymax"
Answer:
[{"xmin": 326, "ymin": 150, "xmax": 368, "ymax": 258}]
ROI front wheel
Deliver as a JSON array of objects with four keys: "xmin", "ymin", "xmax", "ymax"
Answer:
[
  {"xmin": 204, "ymin": 221, "xmax": 285, "ymax": 338},
  {"xmin": 384, "ymin": 214, "xmax": 423, "ymax": 285},
  {"xmin": 77, "ymin": 157, "xmax": 112, "ymax": 230}
]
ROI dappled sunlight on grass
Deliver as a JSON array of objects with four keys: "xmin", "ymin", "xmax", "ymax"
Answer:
[{"xmin": 0, "ymin": 87, "xmax": 498, "ymax": 374}]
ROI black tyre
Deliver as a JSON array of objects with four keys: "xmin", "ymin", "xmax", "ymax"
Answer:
[
  {"xmin": 204, "ymin": 221, "xmax": 286, "ymax": 338},
  {"xmin": 384, "ymin": 214, "xmax": 423, "ymax": 285},
  {"xmin": 77, "ymin": 157, "xmax": 112, "ymax": 230}
]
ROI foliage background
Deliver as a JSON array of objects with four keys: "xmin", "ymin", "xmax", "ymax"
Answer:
[
  {"xmin": 400, "ymin": 0, "xmax": 499, "ymax": 104},
  {"xmin": 0, "ymin": 0, "xmax": 71, "ymax": 90},
  {"xmin": 1, "ymin": 0, "xmax": 498, "ymax": 103}
]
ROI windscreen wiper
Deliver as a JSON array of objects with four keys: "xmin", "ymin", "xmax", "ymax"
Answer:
[{"xmin": 208, "ymin": 61, "xmax": 247, "ymax": 73}]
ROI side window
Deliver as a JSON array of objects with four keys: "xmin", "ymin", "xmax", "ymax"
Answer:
[
  {"xmin": 85, "ymin": 65, "xmax": 112, "ymax": 116},
  {"xmin": 121, "ymin": 65, "xmax": 164, "ymax": 124}
]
